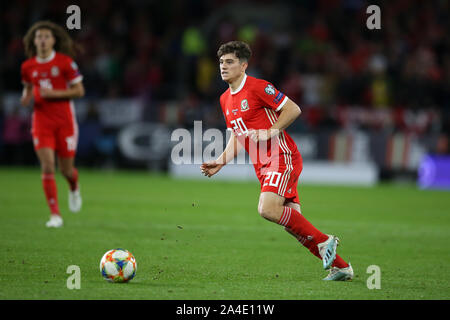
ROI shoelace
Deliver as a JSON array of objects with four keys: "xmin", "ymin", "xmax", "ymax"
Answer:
[{"xmin": 326, "ymin": 267, "xmax": 340, "ymax": 276}]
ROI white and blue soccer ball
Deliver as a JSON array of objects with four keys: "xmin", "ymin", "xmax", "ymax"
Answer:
[{"xmin": 99, "ymin": 248, "xmax": 137, "ymax": 283}]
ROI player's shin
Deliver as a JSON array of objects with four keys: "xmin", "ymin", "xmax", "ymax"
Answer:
[
  {"xmin": 278, "ymin": 207, "xmax": 328, "ymax": 258},
  {"xmin": 284, "ymin": 226, "xmax": 323, "ymax": 259},
  {"xmin": 41, "ymin": 173, "xmax": 60, "ymax": 215},
  {"xmin": 64, "ymin": 167, "xmax": 79, "ymax": 191},
  {"xmin": 286, "ymin": 226, "xmax": 348, "ymax": 267}
]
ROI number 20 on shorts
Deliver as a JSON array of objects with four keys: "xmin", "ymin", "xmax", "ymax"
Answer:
[{"xmin": 263, "ymin": 171, "xmax": 281, "ymax": 187}]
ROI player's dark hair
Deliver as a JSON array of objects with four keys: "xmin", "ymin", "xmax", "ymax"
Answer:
[
  {"xmin": 217, "ymin": 41, "xmax": 252, "ymax": 62},
  {"xmin": 23, "ymin": 20, "xmax": 78, "ymax": 58}
]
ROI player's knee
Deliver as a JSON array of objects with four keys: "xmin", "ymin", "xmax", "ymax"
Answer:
[
  {"xmin": 258, "ymin": 203, "xmax": 278, "ymax": 222},
  {"xmin": 40, "ymin": 162, "xmax": 55, "ymax": 174},
  {"xmin": 60, "ymin": 167, "xmax": 72, "ymax": 178}
]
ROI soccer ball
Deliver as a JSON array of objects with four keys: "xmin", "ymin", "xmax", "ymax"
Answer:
[{"xmin": 99, "ymin": 248, "xmax": 137, "ymax": 283}]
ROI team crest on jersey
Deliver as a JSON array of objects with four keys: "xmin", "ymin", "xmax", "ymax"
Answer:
[
  {"xmin": 51, "ymin": 66, "xmax": 59, "ymax": 77},
  {"xmin": 241, "ymin": 99, "xmax": 249, "ymax": 111},
  {"xmin": 265, "ymin": 84, "xmax": 275, "ymax": 95},
  {"xmin": 32, "ymin": 70, "xmax": 38, "ymax": 78}
]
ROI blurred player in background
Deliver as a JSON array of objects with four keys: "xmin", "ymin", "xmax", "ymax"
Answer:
[
  {"xmin": 201, "ymin": 41, "xmax": 353, "ymax": 281},
  {"xmin": 20, "ymin": 21, "xmax": 84, "ymax": 228}
]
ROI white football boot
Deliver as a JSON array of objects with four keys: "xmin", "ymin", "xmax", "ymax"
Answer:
[
  {"xmin": 46, "ymin": 214, "xmax": 63, "ymax": 228},
  {"xmin": 323, "ymin": 263, "xmax": 354, "ymax": 281},
  {"xmin": 69, "ymin": 186, "xmax": 82, "ymax": 213},
  {"xmin": 317, "ymin": 234, "xmax": 340, "ymax": 270}
]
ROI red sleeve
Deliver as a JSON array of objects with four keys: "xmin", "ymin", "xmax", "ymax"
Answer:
[
  {"xmin": 63, "ymin": 57, "xmax": 83, "ymax": 84},
  {"xmin": 21, "ymin": 62, "xmax": 31, "ymax": 85},
  {"xmin": 253, "ymin": 80, "xmax": 288, "ymax": 112}
]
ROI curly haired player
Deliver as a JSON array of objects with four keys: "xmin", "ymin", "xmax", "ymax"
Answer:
[{"xmin": 20, "ymin": 21, "xmax": 84, "ymax": 228}]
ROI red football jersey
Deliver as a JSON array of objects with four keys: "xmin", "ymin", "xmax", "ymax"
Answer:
[
  {"xmin": 21, "ymin": 50, "xmax": 83, "ymax": 126},
  {"xmin": 220, "ymin": 74, "xmax": 301, "ymax": 171}
]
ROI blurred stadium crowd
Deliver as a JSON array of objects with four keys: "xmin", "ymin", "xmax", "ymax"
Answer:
[{"xmin": 0, "ymin": 0, "xmax": 449, "ymax": 168}]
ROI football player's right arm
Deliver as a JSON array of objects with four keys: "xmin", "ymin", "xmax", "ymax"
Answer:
[
  {"xmin": 218, "ymin": 130, "xmax": 242, "ymax": 165},
  {"xmin": 201, "ymin": 130, "xmax": 242, "ymax": 177},
  {"xmin": 20, "ymin": 83, "xmax": 33, "ymax": 107}
]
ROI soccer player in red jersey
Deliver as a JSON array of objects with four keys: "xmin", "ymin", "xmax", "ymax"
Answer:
[
  {"xmin": 20, "ymin": 21, "xmax": 84, "ymax": 228},
  {"xmin": 201, "ymin": 41, "xmax": 353, "ymax": 280}
]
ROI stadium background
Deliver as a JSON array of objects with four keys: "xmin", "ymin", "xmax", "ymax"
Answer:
[
  {"xmin": 1, "ymin": 0, "xmax": 449, "ymax": 186},
  {"xmin": 1, "ymin": 0, "xmax": 450, "ymax": 302}
]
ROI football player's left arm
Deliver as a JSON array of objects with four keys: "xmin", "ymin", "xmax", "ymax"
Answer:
[
  {"xmin": 248, "ymin": 98, "xmax": 301, "ymax": 142},
  {"xmin": 40, "ymin": 81, "xmax": 85, "ymax": 99},
  {"xmin": 270, "ymin": 98, "xmax": 301, "ymax": 132}
]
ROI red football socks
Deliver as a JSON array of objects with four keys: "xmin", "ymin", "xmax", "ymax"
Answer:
[
  {"xmin": 331, "ymin": 255, "xmax": 349, "ymax": 269},
  {"xmin": 41, "ymin": 173, "xmax": 60, "ymax": 215},
  {"xmin": 65, "ymin": 168, "xmax": 79, "ymax": 191},
  {"xmin": 278, "ymin": 206, "xmax": 349, "ymax": 268},
  {"xmin": 278, "ymin": 206, "xmax": 328, "ymax": 253}
]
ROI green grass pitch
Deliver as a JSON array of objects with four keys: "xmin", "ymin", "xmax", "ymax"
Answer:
[{"xmin": 0, "ymin": 167, "xmax": 449, "ymax": 300}]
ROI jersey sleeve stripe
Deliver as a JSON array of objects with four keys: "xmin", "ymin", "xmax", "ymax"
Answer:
[
  {"xmin": 275, "ymin": 96, "xmax": 289, "ymax": 112},
  {"xmin": 68, "ymin": 75, "xmax": 83, "ymax": 85}
]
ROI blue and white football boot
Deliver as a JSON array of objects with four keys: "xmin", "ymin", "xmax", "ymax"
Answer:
[{"xmin": 317, "ymin": 234, "xmax": 339, "ymax": 270}]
